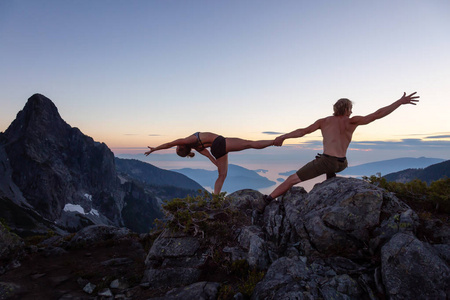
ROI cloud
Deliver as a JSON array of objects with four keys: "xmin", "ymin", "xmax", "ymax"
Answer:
[
  {"xmin": 426, "ymin": 135, "xmax": 450, "ymax": 139},
  {"xmin": 123, "ymin": 133, "xmax": 138, "ymax": 136},
  {"xmin": 283, "ymin": 138, "xmax": 450, "ymax": 154},
  {"xmin": 113, "ymin": 147, "xmax": 147, "ymax": 149},
  {"xmin": 262, "ymin": 131, "xmax": 284, "ymax": 135},
  {"xmin": 148, "ymin": 134, "xmax": 161, "ymax": 136},
  {"xmin": 348, "ymin": 139, "xmax": 450, "ymax": 151},
  {"xmin": 400, "ymin": 132, "xmax": 450, "ymax": 139}
]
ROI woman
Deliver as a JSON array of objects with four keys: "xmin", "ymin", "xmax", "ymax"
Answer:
[{"xmin": 145, "ymin": 132, "xmax": 275, "ymax": 194}]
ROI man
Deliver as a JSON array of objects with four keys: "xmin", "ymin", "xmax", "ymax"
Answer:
[{"xmin": 256, "ymin": 92, "xmax": 419, "ymax": 212}]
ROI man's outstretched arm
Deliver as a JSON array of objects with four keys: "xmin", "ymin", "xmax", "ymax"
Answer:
[
  {"xmin": 350, "ymin": 92, "xmax": 419, "ymax": 126},
  {"xmin": 274, "ymin": 118, "xmax": 323, "ymax": 146}
]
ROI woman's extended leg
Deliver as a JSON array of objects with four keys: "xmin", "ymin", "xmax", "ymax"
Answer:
[
  {"xmin": 225, "ymin": 138, "xmax": 274, "ymax": 152},
  {"xmin": 214, "ymin": 154, "xmax": 228, "ymax": 194}
]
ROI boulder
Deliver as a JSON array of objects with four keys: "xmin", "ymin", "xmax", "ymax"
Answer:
[
  {"xmin": 252, "ymin": 256, "xmax": 313, "ymax": 299},
  {"xmin": 236, "ymin": 226, "xmax": 269, "ymax": 270},
  {"xmin": 381, "ymin": 232, "xmax": 450, "ymax": 299},
  {"xmin": 149, "ymin": 281, "xmax": 220, "ymax": 300},
  {"xmin": 68, "ymin": 225, "xmax": 131, "ymax": 247},
  {"xmin": 0, "ymin": 222, "xmax": 23, "ymax": 262},
  {"xmin": 281, "ymin": 177, "xmax": 414, "ymax": 257},
  {"xmin": 142, "ymin": 229, "xmax": 208, "ymax": 289}
]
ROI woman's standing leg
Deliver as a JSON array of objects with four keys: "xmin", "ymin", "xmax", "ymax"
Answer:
[
  {"xmin": 225, "ymin": 138, "xmax": 274, "ymax": 152},
  {"xmin": 214, "ymin": 154, "xmax": 228, "ymax": 194}
]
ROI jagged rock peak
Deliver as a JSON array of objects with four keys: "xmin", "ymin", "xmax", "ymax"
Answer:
[
  {"xmin": 24, "ymin": 93, "xmax": 60, "ymax": 115},
  {"xmin": 17, "ymin": 93, "xmax": 63, "ymax": 124},
  {"xmin": 1, "ymin": 94, "xmax": 121, "ymax": 224},
  {"xmin": 4, "ymin": 93, "xmax": 69, "ymax": 141}
]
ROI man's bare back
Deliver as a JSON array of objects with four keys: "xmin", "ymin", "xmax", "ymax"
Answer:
[{"xmin": 320, "ymin": 115, "xmax": 356, "ymax": 158}]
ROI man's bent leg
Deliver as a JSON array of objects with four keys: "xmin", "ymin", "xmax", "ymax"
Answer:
[{"xmin": 269, "ymin": 173, "xmax": 302, "ymax": 199}]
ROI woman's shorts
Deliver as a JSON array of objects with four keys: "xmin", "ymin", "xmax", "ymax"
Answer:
[
  {"xmin": 296, "ymin": 154, "xmax": 348, "ymax": 181},
  {"xmin": 211, "ymin": 136, "xmax": 227, "ymax": 159}
]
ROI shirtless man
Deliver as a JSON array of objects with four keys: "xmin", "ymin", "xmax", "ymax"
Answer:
[{"xmin": 258, "ymin": 92, "xmax": 419, "ymax": 209}]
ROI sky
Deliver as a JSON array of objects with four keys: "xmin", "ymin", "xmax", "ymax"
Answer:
[{"xmin": 1, "ymin": 0, "xmax": 449, "ymax": 173}]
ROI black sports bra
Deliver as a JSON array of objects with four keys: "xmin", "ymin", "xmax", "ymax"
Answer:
[{"xmin": 194, "ymin": 132, "xmax": 205, "ymax": 150}]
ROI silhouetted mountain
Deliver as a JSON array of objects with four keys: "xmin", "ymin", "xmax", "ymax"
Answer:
[
  {"xmin": 2, "ymin": 94, "xmax": 121, "ymax": 227},
  {"xmin": 172, "ymin": 164, "xmax": 276, "ymax": 193},
  {"xmin": 339, "ymin": 157, "xmax": 445, "ymax": 177},
  {"xmin": 115, "ymin": 158, "xmax": 203, "ymax": 191},
  {"xmin": 384, "ymin": 160, "xmax": 450, "ymax": 184},
  {"xmin": 0, "ymin": 94, "xmax": 202, "ymax": 235}
]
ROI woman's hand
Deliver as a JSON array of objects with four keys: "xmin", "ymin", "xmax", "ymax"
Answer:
[{"xmin": 144, "ymin": 146, "xmax": 155, "ymax": 156}]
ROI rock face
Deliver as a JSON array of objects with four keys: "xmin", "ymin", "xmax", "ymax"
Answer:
[
  {"xmin": 0, "ymin": 94, "xmax": 201, "ymax": 234},
  {"xmin": 2, "ymin": 94, "xmax": 122, "ymax": 225},
  {"xmin": 0, "ymin": 145, "xmax": 28, "ymax": 208},
  {"xmin": 381, "ymin": 233, "xmax": 450, "ymax": 299},
  {"xmin": 140, "ymin": 177, "xmax": 449, "ymax": 299},
  {"xmin": 0, "ymin": 178, "xmax": 448, "ymax": 299},
  {"xmin": 0, "ymin": 222, "xmax": 23, "ymax": 264}
]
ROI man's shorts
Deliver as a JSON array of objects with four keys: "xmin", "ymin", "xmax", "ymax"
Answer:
[
  {"xmin": 211, "ymin": 135, "xmax": 227, "ymax": 159},
  {"xmin": 296, "ymin": 154, "xmax": 348, "ymax": 181}
]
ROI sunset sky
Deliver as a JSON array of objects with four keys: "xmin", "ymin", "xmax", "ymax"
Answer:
[{"xmin": 1, "ymin": 0, "xmax": 449, "ymax": 170}]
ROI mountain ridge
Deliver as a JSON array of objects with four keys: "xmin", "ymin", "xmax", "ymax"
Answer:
[
  {"xmin": 115, "ymin": 157, "xmax": 203, "ymax": 191},
  {"xmin": 384, "ymin": 159, "xmax": 450, "ymax": 184},
  {"xmin": 0, "ymin": 94, "xmax": 203, "ymax": 234},
  {"xmin": 279, "ymin": 156, "xmax": 446, "ymax": 178},
  {"xmin": 339, "ymin": 156, "xmax": 445, "ymax": 176},
  {"xmin": 172, "ymin": 164, "xmax": 276, "ymax": 193}
]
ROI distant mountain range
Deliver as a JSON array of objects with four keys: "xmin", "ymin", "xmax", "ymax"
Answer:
[
  {"xmin": 115, "ymin": 158, "xmax": 203, "ymax": 191},
  {"xmin": 279, "ymin": 157, "xmax": 445, "ymax": 178},
  {"xmin": 340, "ymin": 157, "xmax": 445, "ymax": 177},
  {"xmin": 384, "ymin": 160, "xmax": 450, "ymax": 184},
  {"xmin": 172, "ymin": 164, "xmax": 276, "ymax": 194}
]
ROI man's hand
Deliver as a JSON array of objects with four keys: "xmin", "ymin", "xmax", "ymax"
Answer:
[
  {"xmin": 274, "ymin": 136, "xmax": 285, "ymax": 146},
  {"xmin": 399, "ymin": 92, "xmax": 420, "ymax": 105},
  {"xmin": 144, "ymin": 146, "xmax": 155, "ymax": 156}
]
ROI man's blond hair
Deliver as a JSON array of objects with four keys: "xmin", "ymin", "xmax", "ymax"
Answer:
[{"xmin": 333, "ymin": 98, "xmax": 353, "ymax": 116}]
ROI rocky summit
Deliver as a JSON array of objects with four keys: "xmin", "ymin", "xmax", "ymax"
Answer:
[
  {"xmin": 1, "ymin": 177, "xmax": 449, "ymax": 299},
  {"xmin": 2, "ymin": 94, "xmax": 122, "ymax": 227}
]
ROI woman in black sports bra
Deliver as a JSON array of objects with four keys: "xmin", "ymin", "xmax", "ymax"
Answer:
[{"xmin": 145, "ymin": 132, "xmax": 275, "ymax": 194}]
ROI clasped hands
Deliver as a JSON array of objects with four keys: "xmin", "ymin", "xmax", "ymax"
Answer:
[{"xmin": 273, "ymin": 136, "xmax": 285, "ymax": 147}]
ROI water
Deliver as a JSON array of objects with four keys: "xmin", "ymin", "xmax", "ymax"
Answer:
[
  {"xmin": 238, "ymin": 162, "xmax": 326, "ymax": 193},
  {"xmin": 148, "ymin": 159, "xmax": 326, "ymax": 194}
]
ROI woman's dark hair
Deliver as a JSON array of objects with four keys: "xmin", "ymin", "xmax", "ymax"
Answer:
[{"xmin": 176, "ymin": 145, "xmax": 195, "ymax": 158}]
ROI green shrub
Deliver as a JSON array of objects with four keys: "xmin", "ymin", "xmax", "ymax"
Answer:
[
  {"xmin": 363, "ymin": 175, "xmax": 450, "ymax": 214},
  {"xmin": 238, "ymin": 269, "xmax": 265, "ymax": 297},
  {"xmin": 157, "ymin": 191, "xmax": 247, "ymax": 240}
]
